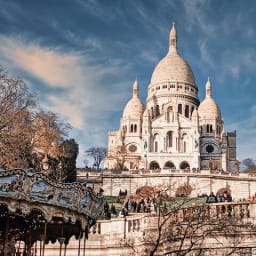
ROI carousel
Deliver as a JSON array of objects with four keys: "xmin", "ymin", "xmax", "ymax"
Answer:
[{"xmin": 0, "ymin": 168, "xmax": 104, "ymax": 256}]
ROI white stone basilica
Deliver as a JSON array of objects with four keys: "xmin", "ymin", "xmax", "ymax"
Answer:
[{"xmin": 105, "ymin": 23, "xmax": 237, "ymax": 172}]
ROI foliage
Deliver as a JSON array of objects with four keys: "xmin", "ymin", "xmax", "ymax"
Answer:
[
  {"xmin": 175, "ymin": 183, "xmax": 193, "ymax": 197},
  {"xmin": 0, "ymin": 66, "xmax": 79, "ymax": 180},
  {"xmin": 59, "ymin": 139, "xmax": 79, "ymax": 182},
  {"xmin": 85, "ymin": 147, "xmax": 107, "ymax": 171},
  {"xmin": 0, "ymin": 68, "xmax": 35, "ymax": 169},
  {"xmin": 32, "ymin": 110, "xmax": 70, "ymax": 158}
]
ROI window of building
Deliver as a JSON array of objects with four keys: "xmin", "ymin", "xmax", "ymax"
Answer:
[
  {"xmin": 185, "ymin": 105, "xmax": 189, "ymax": 118},
  {"xmin": 167, "ymin": 131, "xmax": 173, "ymax": 147},
  {"xmin": 178, "ymin": 104, "xmax": 182, "ymax": 114},
  {"xmin": 206, "ymin": 124, "xmax": 213, "ymax": 133},
  {"xmin": 154, "ymin": 141, "xmax": 158, "ymax": 152},
  {"xmin": 191, "ymin": 106, "xmax": 194, "ymax": 116},
  {"xmin": 156, "ymin": 105, "xmax": 160, "ymax": 117},
  {"xmin": 154, "ymin": 134, "xmax": 159, "ymax": 152},
  {"xmin": 130, "ymin": 124, "xmax": 133, "ymax": 133},
  {"xmin": 134, "ymin": 124, "xmax": 137, "ymax": 133}
]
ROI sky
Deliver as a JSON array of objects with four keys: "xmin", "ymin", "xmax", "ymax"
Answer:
[{"xmin": 0, "ymin": 0, "xmax": 256, "ymax": 167}]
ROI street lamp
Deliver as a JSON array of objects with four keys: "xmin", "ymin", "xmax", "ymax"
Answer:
[
  {"xmin": 123, "ymin": 215, "xmax": 127, "ymax": 239},
  {"xmin": 57, "ymin": 237, "xmax": 65, "ymax": 256},
  {"xmin": 41, "ymin": 155, "xmax": 50, "ymax": 173}
]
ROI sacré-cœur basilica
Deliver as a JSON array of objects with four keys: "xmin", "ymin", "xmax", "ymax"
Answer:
[{"xmin": 104, "ymin": 23, "xmax": 237, "ymax": 173}]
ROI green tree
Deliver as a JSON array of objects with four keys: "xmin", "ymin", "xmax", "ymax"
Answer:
[{"xmin": 59, "ymin": 139, "xmax": 79, "ymax": 182}]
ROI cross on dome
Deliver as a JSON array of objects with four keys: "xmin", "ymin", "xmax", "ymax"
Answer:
[
  {"xmin": 169, "ymin": 21, "xmax": 177, "ymax": 52},
  {"xmin": 206, "ymin": 77, "xmax": 212, "ymax": 97}
]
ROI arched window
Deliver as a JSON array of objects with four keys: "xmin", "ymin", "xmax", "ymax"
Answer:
[
  {"xmin": 134, "ymin": 124, "xmax": 137, "ymax": 133},
  {"xmin": 151, "ymin": 107, "xmax": 154, "ymax": 119},
  {"xmin": 156, "ymin": 105, "xmax": 160, "ymax": 117},
  {"xmin": 167, "ymin": 131, "xmax": 173, "ymax": 148},
  {"xmin": 181, "ymin": 133, "xmax": 188, "ymax": 153},
  {"xmin": 167, "ymin": 106, "xmax": 173, "ymax": 122},
  {"xmin": 154, "ymin": 141, "xmax": 158, "ymax": 152},
  {"xmin": 150, "ymin": 161, "xmax": 160, "ymax": 170},
  {"xmin": 180, "ymin": 161, "xmax": 190, "ymax": 170},
  {"xmin": 154, "ymin": 134, "xmax": 159, "ymax": 152},
  {"xmin": 184, "ymin": 141, "xmax": 186, "ymax": 152},
  {"xmin": 191, "ymin": 106, "xmax": 195, "ymax": 116},
  {"xmin": 178, "ymin": 104, "xmax": 182, "ymax": 114},
  {"xmin": 207, "ymin": 124, "xmax": 213, "ymax": 133},
  {"xmin": 185, "ymin": 105, "xmax": 189, "ymax": 118},
  {"xmin": 164, "ymin": 161, "xmax": 175, "ymax": 169},
  {"xmin": 130, "ymin": 124, "xmax": 134, "ymax": 133}
]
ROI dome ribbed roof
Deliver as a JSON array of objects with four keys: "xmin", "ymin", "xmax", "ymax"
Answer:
[
  {"xmin": 150, "ymin": 52, "xmax": 196, "ymax": 85},
  {"xmin": 150, "ymin": 23, "xmax": 196, "ymax": 86},
  {"xmin": 198, "ymin": 97, "xmax": 221, "ymax": 119},
  {"xmin": 123, "ymin": 80, "xmax": 145, "ymax": 118},
  {"xmin": 198, "ymin": 78, "xmax": 221, "ymax": 119}
]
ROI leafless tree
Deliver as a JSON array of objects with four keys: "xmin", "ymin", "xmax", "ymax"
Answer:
[
  {"xmin": 32, "ymin": 110, "xmax": 70, "ymax": 159},
  {"xmin": 0, "ymin": 67, "xmax": 73, "ymax": 171},
  {"xmin": 0, "ymin": 68, "xmax": 35, "ymax": 169},
  {"xmin": 144, "ymin": 196, "xmax": 256, "ymax": 256},
  {"xmin": 85, "ymin": 147, "xmax": 107, "ymax": 171},
  {"xmin": 242, "ymin": 158, "xmax": 256, "ymax": 173}
]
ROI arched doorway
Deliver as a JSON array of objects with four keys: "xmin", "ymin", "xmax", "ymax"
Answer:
[
  {"xmin": 216, "ymin": 187, "xmax": 231, "ymax": 196},
  {"xmin": 180, "ymin": 161, "xmax": 190, "ymax": 170},
  {"xmin": 164, "ymin": 161, "xmax": 175, "ymax": 169},
  {"xmin": 149, "ymin": 161, "xmax": 160, "ymax": 170}
]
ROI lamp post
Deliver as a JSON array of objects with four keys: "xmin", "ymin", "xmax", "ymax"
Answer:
[
  {"xmin": 41, "ymin": 155, "xmax": 50, "ymax": 173},
  {"xmin": 57, "ymin": 237, "xmax": 65, "ymax": 256},
  {"xmin": 123, "ymin": 215, "xmax": 127, "ymax": 239}
]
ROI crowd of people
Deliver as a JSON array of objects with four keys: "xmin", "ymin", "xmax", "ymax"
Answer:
[
  {"xmin": 120, "ymin": 197, "xmax": 156, "ymax": 216},
  {"xmin": 206, "ymin": 191, "xmax": 232, "ymax": 203}
]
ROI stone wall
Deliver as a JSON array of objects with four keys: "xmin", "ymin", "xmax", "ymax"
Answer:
[{"xmin": 101, "ymin": 170, "xmax": 256, "ymax": 200}]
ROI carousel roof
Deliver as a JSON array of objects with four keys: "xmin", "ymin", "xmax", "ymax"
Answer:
[{"xmin": 0, "ymin": 168, "xmax": 104, "ymax": 248}]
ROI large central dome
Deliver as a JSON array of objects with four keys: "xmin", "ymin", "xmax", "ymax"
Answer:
[
  {"xmin": 151, "ymin": 51, "xmax": 196, "ymax": 85},
  {"xmin": 150, "ymin": 23, "xmax": 196, "ymax": 86}
]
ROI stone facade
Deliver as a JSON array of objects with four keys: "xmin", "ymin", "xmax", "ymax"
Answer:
[{"xmin": 104, "ymin": 23, "xmax": 237, "ymax": 173}]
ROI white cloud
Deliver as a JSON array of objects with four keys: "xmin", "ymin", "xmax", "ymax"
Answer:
[
  {"xmin": 182, "ymin": 0, "xmax": 216, "ymax": 37},
  {"xmin": 220, "ymin": 48, "xmax": 256, "ymax": 81},
  {"xmin": 198, "ymin": 40, "xmax": 215, "ymax": 68},
  {"xmin": 0, "ymin": 35, "xmax": 132, "ymax": 165},
  {"xmin": 47, "ymin": 95, "xmax": 84, "ymax": 129},
  {"xmin": 0, "ymin": 35, "xmax": 84, "ymax": 87}
]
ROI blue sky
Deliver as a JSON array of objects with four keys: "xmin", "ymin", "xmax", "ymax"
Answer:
[{"xmin": 0, "ymin": 0, "xmax": 256, "ymax": 167}]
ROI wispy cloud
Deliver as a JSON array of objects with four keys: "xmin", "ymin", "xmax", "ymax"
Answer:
[
  {"xmin": 220, "ymin": 48, "xmax": 256, "ymax": 81},
  {"xmin": 182, "ymin": 0, "xmax": 216, "ymax": 37},
  {"xmin": 0, "ymin": 35, "xmax": 132, "ymax": 152},
  {"xmin": 0, "ymin": 35, "xmax": 82, "ymax": 87},
  {"xmin": 198, "ymin": 39, "xmax": 215, "ymax": 68}
]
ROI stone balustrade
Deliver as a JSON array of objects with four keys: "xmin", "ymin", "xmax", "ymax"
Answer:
[
  {"xmin": 44, "ymin": 202, "xmax": 256, "ymax": 255},
  {"xmin": 88, "ymin": 202, "xmax": 256, "ymax": 238}
]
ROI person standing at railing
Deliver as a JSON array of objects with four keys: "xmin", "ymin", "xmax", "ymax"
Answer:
[{"xmin": 206, "ymin": 192, "xmax": 217, "ymax": 203}]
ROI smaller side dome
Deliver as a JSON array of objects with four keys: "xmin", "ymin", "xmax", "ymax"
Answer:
[
  {"xmin": 198, "ymin": 78, "xmax": 221, "ymax": 119},
  {"xmin": 123, "ymin": 79, "xmax": 145, "ymax": 118}
]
